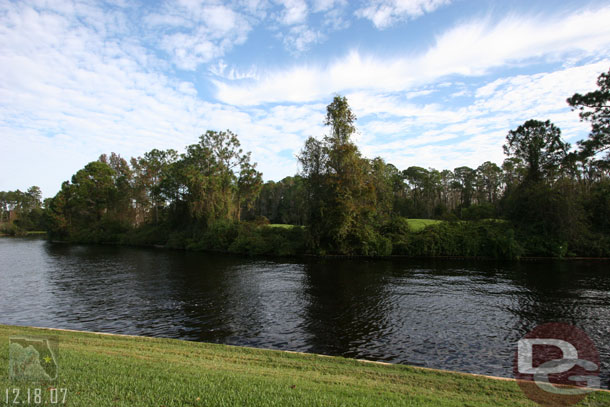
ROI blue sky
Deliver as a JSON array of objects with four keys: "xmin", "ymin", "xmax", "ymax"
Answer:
[{"xmin": 1, "ymin": 0, "xmax": 610, "ymax": 197}]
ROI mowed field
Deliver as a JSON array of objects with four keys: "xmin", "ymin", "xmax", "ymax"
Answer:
[
  {"xmin": 268, "ymin": 219, "xmax": 441, "ymax": 232},
  {"xmin": 1, "ymin": 325, "xmax": 608, "ymax": 406}
]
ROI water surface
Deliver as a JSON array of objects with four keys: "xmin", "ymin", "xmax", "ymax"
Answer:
[{"xmin": 1, "ymin": 237, "xmax": 608, "ymax": 387}]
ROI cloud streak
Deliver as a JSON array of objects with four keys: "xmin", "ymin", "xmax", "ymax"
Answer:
[{"xmin": 214, "ymin": 6, "xmax": 610, "ymax": 105}]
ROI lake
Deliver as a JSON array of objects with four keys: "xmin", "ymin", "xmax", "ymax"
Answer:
[{"xmin": 1, "ymin": 237, "xmax": 608, "ymax": 388}]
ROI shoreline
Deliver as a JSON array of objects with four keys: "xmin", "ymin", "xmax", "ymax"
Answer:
[{"xmin": 43, "ymin": 238, "xmax": 610, "ymax": 262}]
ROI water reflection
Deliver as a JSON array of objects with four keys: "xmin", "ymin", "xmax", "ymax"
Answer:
[{"xmin": 0, "ymin": 238, "xmax": 607, "ymax": 388}]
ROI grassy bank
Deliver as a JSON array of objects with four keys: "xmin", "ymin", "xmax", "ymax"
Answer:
[
  {"xmin": 0, "ymin": 228, "xmax": 46, "ymax": 237},
  {"xmin": 1, "ymin": 325, "xmax": 608, "ymax": 406}
]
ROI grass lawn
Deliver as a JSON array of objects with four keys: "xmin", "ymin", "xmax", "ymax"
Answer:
[
  {"xmin": 267, "ymin": 221, "xmax": 442, "ymax": 232},
  {"xmin": 0, "ymin": 230, "xmax": 46, "ymax": 237},
  {"xmin": 406, "ymin": 219, "xmax": 443, "ymax": 232},
  {"xmin": 266, "ymin": 224, "xmax": 299, "ymax": 229},
  {"xmin": 1, "ymin": 325, "xmax": 608, "ymax": 406}
]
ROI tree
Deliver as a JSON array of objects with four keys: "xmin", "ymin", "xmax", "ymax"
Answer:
[
  {"xmin": 0, "ymin": 187, "xmax": 43, "ymax": 230},
  {"xmin": 131, "ymin": 148, "xmax": 178, "ymax": 224},
  {"xmin": 453, "ymin": 166, "xmax": 476, "ymax": 207},
  {"xmin": 44, "ymin": 182, "xmax": 70, "ymax": 238},
  {"xmin": 501, "ymin": 157, "xmax": 526, "ymax": 192},
  {"xmin": 324, "ymin": 95, "xmax": 357, "ymax": 145},
  {"xmin": 299, "ymin": 95, "xmax": 387, "ymax": 254},
  {"xmin": 503, "ymin": 120, "xmax": 569, "ymax": 183},
  {"xmin": 99, "ymin": 153, "xmax": 134, "ymax": 222},
  {"xmin": 476, "ymin": 161, "xmax": 502, "ymax": 203},
  {"xmin": 68, "ymin": 161, "xmax": 117, "ymax": 223},
  {"xmin": 236, "ymin": 154, "xmax": 263, "ymax": 220},
  {"xmin": 567, "ymin": 68, "xmax": 610, "ymax": 162},
  {"xmin": 25, "ymin": 186, "xmax": 42, "ymax": 208},
  {"xmin": 163, "ymin": 130, "xmax": 261, "ymax": 225},
  {"xmin": 368, "ymin": 157, "xmax": 395, "ymax": 222}
]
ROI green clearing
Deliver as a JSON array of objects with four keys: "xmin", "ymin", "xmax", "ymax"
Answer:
[
  {"xmin": 0, "ymin": 230, "xmax": 46, "ymax": 237},
  {"xmin": 266, "ymin": 224, "xmax": 298, "ymax": 229},
  {"xmin": 406, "ymin": 218, "xmax": 443, "ymax": 232},
  {"xmin": 1, "ymin": 325, "xmax": 608, "ymax": 406},
  {"xmin": 270, "ymin": 220, "xmax": 440, "ymax": 232}
]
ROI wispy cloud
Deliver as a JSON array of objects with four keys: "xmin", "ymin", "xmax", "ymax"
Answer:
[
  {"xmin": 0, "ymin": 1, "xmax": 309, "ymax": 194},
  {"xmin": 355, "ymin": 61, "xmax": 607, "ymax": 172},
  {"xmin": 214, "ymin": 6, "xmax": 610, "ymax": 105}
]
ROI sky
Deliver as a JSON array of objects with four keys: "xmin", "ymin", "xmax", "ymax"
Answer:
[{"xmin": 1, "ymin": 0, "xmax": 610, "ymax": 197}]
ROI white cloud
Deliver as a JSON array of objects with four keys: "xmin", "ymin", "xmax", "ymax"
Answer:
[
  {"xmin": 312, "ymin": 0, "xmax": 345, "ymax": 12},
  {"xmin": 282, "ymin": 24, "xmax": 325, "ymax": 53},
  {"xmin": 214, "ymin": 7, "xmax": 610, "ymax": 105},
  {"xmin": 275, "ymin": 0, "xmax": 308, "ymax": 25},
  {"xmin": 354, "ymin": 61, "xmax": 607, "ymax": 172},
  {"xmin": 271, "ymin": 0, "xmax": 349, "ymax": 54},
  {"xmin": 2, "ymin": 1, "xmax": 610, "ymax": 198},
  {"xmin": 0, "ymin": 1, "xmax": 306, "ymax": 195},
  {"xmin": 356, "ymin": 0, "xmax": 452, "ymax": 29},
  {"xmin": 147, "ymin": 2, "xmax": 252, "ymax": 70}
]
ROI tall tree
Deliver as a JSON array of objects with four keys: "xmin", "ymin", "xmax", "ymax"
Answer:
[
  {"xmin": 69, "ymin": 161, "xmax": 117, "ymax": 224},
  {"xmin": 236, "ymin": 154, "xmax": 263, "ymax": 220},
  {"xmin": 164, "ymin": 130, "xmax": 261, "ymax": 225},
  {"xmin": 476, "ymin": 161, "xmax": 502, "ymax": 203},
  {"xmin": 453, "ymin": 166, "xmax": 476, "ymax": 207},
  {"xmin": 131, "ymin": 148, "xmax": 178, "ymax": 224},
  {"xmin": 567, "ymin": 68, "xmax": 610, "ymax": 162},
  {"xmin": 299, "ymin": 95, "xmax": 385, "ymax": 254},
  {"xmin": 503, "ymin": 120, "xmax": 569, "ymax": 183}
]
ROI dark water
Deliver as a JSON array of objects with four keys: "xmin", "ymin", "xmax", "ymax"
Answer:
[{"xmin": 1, "ymin": 238, "xmax": 609, "ymax": 387}]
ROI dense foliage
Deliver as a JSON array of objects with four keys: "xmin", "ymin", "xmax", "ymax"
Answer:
[
  {"xmin": 19, "ymin": 68, "xmax": 610, "ymax": 259},
  {"xmin": 0, "ymin": 187, "xmax": 44, "ymax": 235}
]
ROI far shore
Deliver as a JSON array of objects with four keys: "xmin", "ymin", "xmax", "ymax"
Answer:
[{"xmin": 40, "ymin": 237, "xmax": 610, "ymax": 262}]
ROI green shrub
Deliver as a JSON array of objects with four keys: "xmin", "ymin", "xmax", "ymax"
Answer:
[
  {"xmin": 121, "ymin": 224, "xmax": 168, "ymax": 246},
  {"xmin": 460, "ymin": 203, "xmax": 496, "ymax": 220},
  {"xmin": 397, "ymin": 220, "xmax": 523, "ymax": 260},
  {"xmin": 197, "ymin": 220, "xmax": 239, "ymax": 251},
  {"xmin": 0, "ymin": 223, "xmax": 23, "ymax": 236}
]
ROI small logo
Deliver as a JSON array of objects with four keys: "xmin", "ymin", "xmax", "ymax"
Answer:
[
  {"xmin": 9, "ymin": 336, "xmax": 59, "ymax": 382},
  {"xmin": 514, "ymin": 323, "xmax": 600, "ymax": 406}
]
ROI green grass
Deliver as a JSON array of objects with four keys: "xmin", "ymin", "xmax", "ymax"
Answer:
[
  {"xmin": 266, "ymin": 224, "xmax": 299, "ymax": 229},
  {"xmin": 406, "ymin": 219, "xmax": 443, "ymax": 232},
  {"xmin": 0, "ymin": 230, "xmax": 46, "ymax": 237},
  {"xmin": 1, "ymin": 325, "xmax": 608, "ymax": 406},
  {"xmin": 269, "ymin": 221, "xmax": 441, "ymax": 232}
]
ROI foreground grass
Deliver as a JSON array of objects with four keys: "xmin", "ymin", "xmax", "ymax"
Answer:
[{"xmin": 0, "ymin": 325, "xmax": 607, "ymax": 406}]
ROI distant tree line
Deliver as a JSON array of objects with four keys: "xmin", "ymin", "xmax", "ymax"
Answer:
[
  {"xmin": 12, "ymin": 67, "xmax": 609, "ymax": 258},
  {"xmin": 0, "ymin": 186, "xmax": 43, "ymax": 235}
]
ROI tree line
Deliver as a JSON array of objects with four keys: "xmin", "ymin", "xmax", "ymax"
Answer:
[
  {"xmin": 4, "ymin": 68, "xmax": 610, "ymax": 258},
  {"xmin": 0, "ymin": 186, "xmax": 43, "ymax": 235}
]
